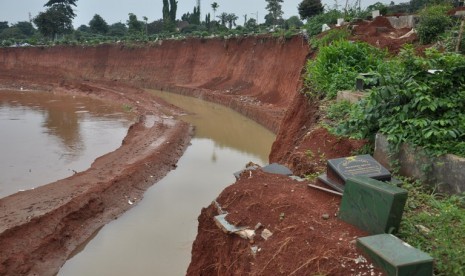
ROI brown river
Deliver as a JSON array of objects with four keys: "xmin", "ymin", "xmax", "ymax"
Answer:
[{"xmin": 56, "ymin": 90, "xmax": 276, "ymax": 275}]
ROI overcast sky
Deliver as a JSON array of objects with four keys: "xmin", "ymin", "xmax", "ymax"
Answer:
[{"xmin": 0, "ymin": 0, "xmax": 386, "ymax": 27}]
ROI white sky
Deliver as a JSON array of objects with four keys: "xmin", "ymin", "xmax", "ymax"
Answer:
[{"xmin": 0, "ymin": 0, "xmax": 389, "ymax": 27}]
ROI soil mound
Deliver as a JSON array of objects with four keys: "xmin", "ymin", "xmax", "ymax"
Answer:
[
  {"xmin": 351, "ymin": 16, "xmax": 417, "ymax": 53},
  {"xmin": 187, "ymin": 169, "xmax": 383, "ymax": 276}
]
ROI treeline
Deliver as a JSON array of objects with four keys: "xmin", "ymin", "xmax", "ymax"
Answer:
[{"xmin": 1, "ymin": 0, "xmax": 463, "ymax": 47}]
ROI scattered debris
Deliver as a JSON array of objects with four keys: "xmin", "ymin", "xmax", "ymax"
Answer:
[
  {"xmin": 415, "ymin": 224, "xmax": 431, "ymax": 236},
  {"xmin": 214, "ymin": 214, "xmax": 245, "ymax": 233},
  {"xmin": 234, "ymin": 163, "xmax": 260, "ymax": 180},
  {"xmin": 354, "ymin": 255, "xmax": 368, "ymax": 264},
  {"xmin": 250, "ymin": 246, "xmax": 260, "ymax": 256},
  {"xmin": 261, "ymin": 229, "xmax": 273, "ymax": 240},
  {"xmin": 261, "ymin": 163, "xmax": 293, "ymax": 176},
  {"xmin": 307, "ymin": 183, "xmax": 343, "ymax": 196},
  {"xmin": 236, "ymin": 229, "xmax": 256, "ymax": 240},
  {"xmin": 322, "ymin": 213, "xmax": 330, "ymax": 220},
  {"xmin": 289, "ymin": 175, "xmax": 306, "ymax": 182},
  {"xmin": 213, "ymin": 200, "xmax": 227, "ymax": 214},
  {"xmin": 128, "ymin": 199, "xmax": 134, "ymax": 205}
]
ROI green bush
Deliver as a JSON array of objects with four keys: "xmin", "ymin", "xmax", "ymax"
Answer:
[
  {"xmin": 417, "ymin": 4, "xmax": 453, "ymax": 44},
  {"xmin": 399, "ymin": 180, "xmax": 465, "ymax": 275},
  {"xmin": 305, "ymin": 40, "xmax": 386, "ymax": 98},
  {"xmin": 310, "ymin": 28, "xmax": 351, "ymax": 49},
  {"xmin": 304, "ymin": 9, "xmax": 342, "ymax": 36},
  {"xmin": 339, "ymin": 46, "xmax": 465, "ymax": 157}
]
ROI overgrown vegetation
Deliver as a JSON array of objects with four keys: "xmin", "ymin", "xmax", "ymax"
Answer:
[
  {"xmin": 338, "ymin": 46, "xmax": 465, "ymax": 157},
  {"xmin": 304, "ymin": 40, "xmax": 386, "ymax": 98},
  {"xmin": 417, "ymin": 4, "xmax": 453, "ymax": 44},
  {"xmin": 399, "ymin": 179, "xmax": 465, "ymax": 275}
]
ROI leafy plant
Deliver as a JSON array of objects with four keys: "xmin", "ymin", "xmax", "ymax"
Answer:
[
  {"xmin": 304, "ymin": 9, "xmax": 342, "ymax": 36},
  {"xmin": 305, "ymin": 40, "xmax": 386, "ymax": 98},
  {"xmin": 398, "ymin": 179, "xmax": 465, "ymax": 275},
  {"xmin": 310, "ymin": 28, "xmax": 351, "ymax": 49},
  {"xmin": 339, "ymin": 46, "xmax": 465, "ymax": 157},
  {"xmin": 417, "ymin": 4, "xmax": 453, "ymax": 44}
]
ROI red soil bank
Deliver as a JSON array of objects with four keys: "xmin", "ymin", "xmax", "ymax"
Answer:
[{"xmin": 0, "ymin": 36, "xmax": 309, "ymax": 132}]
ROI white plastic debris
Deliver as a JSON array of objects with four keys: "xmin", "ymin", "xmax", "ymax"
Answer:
[
  {"xmin": 261, "ymin": 229, "xmax": 273, "ymax": 240},
  {"xmin": 236, "ymin": 229, "xmax": 255, "ymax": 240}
]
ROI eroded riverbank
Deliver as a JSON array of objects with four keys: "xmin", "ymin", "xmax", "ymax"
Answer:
[{"xmin": 0, "ymin": 82, "xmax": 192, "ymax": 276}]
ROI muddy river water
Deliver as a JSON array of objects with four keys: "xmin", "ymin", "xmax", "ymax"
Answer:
[
  {"xmin": 0, "ymin": 90, "xmax": 134, "ymax": 199},
  {"xmin": 58, "ymin": 90, "xmax": 276, "ymax": 275}
]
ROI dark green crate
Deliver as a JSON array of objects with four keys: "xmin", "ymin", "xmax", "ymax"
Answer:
[
  {"xmin": 339, "ymin": 176, "xmax": 407, "ymax": 234},
  {"xmin": 357, "ymin": 234, "xmax": 434, "ymax": 276}
]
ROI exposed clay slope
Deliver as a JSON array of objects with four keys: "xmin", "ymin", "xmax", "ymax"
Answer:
[
  {"xmin": 270, "ymin": 93, "xmax": 366, "ymax": 176},
  {"xmin": 0, "ymin": 36, "xmax": 309, "ymax": 132},
  {"xmin": 0, "ymin": 82, "xmax": 192, "ymax": 276},
  {"xmin": 187, "ymin": 170, "xmax": 383, "ymax": 276}
]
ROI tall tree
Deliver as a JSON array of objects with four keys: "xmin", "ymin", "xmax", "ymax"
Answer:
[
  {"xmin": 89, "ymin": 14, "xmax": 108, "ymax": 34},
  {"xmin": 265, "ymin": 0, "xmax": 284, "ymax": 26},
  {"xmin": 45, "ymin": 0, "xmax": 77, "ymax": 17},
  {"xmin": 211, "ymin": 2, "xmax": 219, "ymax": 19},
  {"xmin": 226, "ymin": 13, "xmax": 238, "ymax": 29},
  {"xmin": 108, "ymin": 22, "xmax": 127, "ymax": 37},
  {"xmin": 127, "ymin": 13, "xmax": 143, "ymax": 34},
  {"xmin": 34, "ymin": 4, "xmax": 74, "ymax": 39},
  {"xmin": 217, "ymin": 12, "xmax": 228, "ymax": 27},
  {"xmin": 0, "ymin": 22, "xmax": 9, "ymax": 33},
  {"xmin": 298, "ymin": 0, "xmax": 324, "ymax": 20},
  {"xmin": 12, "ymin": 21, "xmax": 35, "ymax": 36},
  {"xmin": 163, "ymin": 0, "xmax": 178, "ymax": 32},
  {"xmin": 143, "ymin": 16, "xmax": 148, "ymax": 35},
  {"xmin": 33, "ymin": 0, "xmax": 77, "ymax": 39}
]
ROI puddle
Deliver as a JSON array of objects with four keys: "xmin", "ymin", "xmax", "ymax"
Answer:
[
  {"xmin": 0, "ymin": 90, "xmax": 135, "ymax": 198},
  {"xmin": 58, "ymin": 90, "xmax": 276, "ymax": 275}
]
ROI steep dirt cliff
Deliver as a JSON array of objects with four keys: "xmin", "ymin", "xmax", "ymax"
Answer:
[{"xmin": 0, "ymin": 36, "xmax": 309, "ymax": 132}]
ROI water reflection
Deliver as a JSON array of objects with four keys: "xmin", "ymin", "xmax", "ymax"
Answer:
[
  {"xmin": 0, "ymin": 90, "xmax": 135, "ymax": 198},
  {"xmin": 150, "ymin": 90, "xmax": 273, "ymax": 161}
]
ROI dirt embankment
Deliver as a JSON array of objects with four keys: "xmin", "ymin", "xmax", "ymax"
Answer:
[
  {"xmin": 0, "ymin": 36, "xmax": 309, "ymax": 133},
  {"xmin": 0, "ymin": 81, "xmax": 192, "ymax": 276},
  {"xmin": 0, "ymin": 36, "xmax": 312, "ymax": 275}
]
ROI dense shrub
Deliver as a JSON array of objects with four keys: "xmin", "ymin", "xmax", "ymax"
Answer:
[
  {"xmin": 310, "ymin": 28, "xmax": 351, "ymax": 49},
  {"xmin": 304, "ymin": 9, "xmax": 342, "ymax": 36},
  {"xmin": 339, "ymin": 46, "xmax": 465, "ymax": 157},
  {"xmin": 304, "ymin": 40, "xmax": 386, "ymax": 98},
  {"xmin": 417, "ymin": 4, "xmax": 453, "ymax": 44}
]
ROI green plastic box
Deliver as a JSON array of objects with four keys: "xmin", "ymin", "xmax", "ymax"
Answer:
[
  {"xmin": 357, "ymin": 234, "xmax": 434, "ymax": 276},
  {"xmin": 339, "ymin": 176, "xmax": 407, "ymax": 234}
]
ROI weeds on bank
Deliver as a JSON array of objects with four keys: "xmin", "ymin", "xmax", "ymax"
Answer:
[
  {"xmin": 398, "ymin": 179, "xmax": 465, "ymax": 275},
  {"xmin": 122, "ymin": 104, "xmax": 133, "ymax": 112}
]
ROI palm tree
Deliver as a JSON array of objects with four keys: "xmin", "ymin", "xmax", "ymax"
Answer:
[
  {"xmin": 211, "ymin": 2, "xmax": 219, "ymax": 19},
  {"xmin": 143, "ymin": 16, "xmax": 148, "ymax": 35},
  {"xmin": 226, "ymin": 13, "xmax": 238, "ymax": 29},
  {"xmin": 217, "ymin": 12, "xmax": 228, "ymax": 27}
]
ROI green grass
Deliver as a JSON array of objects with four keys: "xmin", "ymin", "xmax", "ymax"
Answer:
[{"xmin": 398, "ymin": 179, "xmax": 465, "ymax": 275}]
